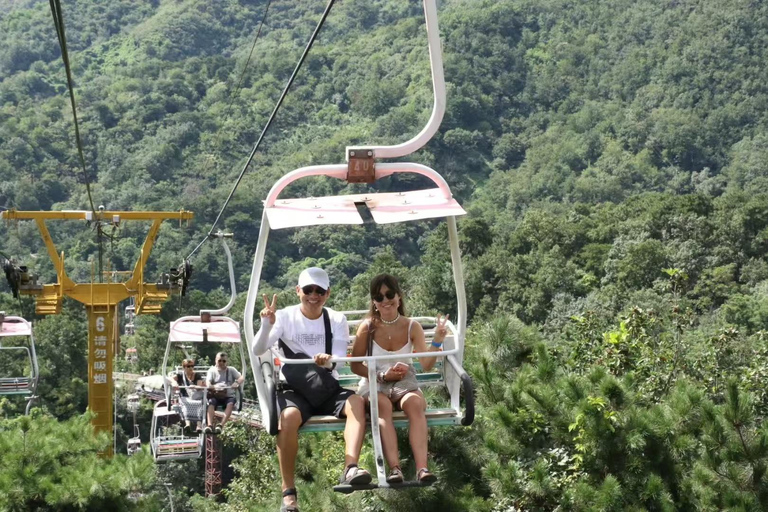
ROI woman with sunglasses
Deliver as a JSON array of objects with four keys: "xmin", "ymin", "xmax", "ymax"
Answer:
[
  {"xmin": 172, "ymin": 358, "xmax": 204, "ymax": 433},
  {"xmin": 350, "ymin": 273, "xmax": 449, "ymax": 485}
]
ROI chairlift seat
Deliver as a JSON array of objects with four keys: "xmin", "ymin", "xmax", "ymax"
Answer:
[{"xmin": 266, "ymin": 188, "xmax": 466, "ymax": 230}]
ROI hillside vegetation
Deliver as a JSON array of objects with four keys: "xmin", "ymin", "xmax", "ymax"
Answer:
[{"xmin": 3, "ymin": 0, "xmax": 768, "ymax": 509}]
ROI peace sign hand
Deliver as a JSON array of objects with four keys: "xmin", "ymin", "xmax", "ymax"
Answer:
[
  {"xmin": 434, "ymin": 313, "xmax": 450, "ymax": 343},
  {"xmin": 260, "ymin": 294, "xmax": 277, "ymax": 325}
]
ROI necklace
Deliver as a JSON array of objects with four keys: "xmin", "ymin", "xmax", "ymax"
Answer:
[{"xmin": 380, "ymin": 312, "xmax": 400, "ymax": 325}]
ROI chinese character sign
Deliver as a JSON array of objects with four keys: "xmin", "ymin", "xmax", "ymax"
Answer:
[{"xmin": 88, "ymin": 307, "xmax": 114, "ymax": 438}]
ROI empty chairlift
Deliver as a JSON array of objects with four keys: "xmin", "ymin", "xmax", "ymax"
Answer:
[{"xmin": 0, "ymin": 312, "xmax": 39, "ymax": 414}]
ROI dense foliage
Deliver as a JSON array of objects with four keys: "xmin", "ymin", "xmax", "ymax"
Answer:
[{"xmin": 3, "ymin": 0, "xmax": 768, "ymax": 509}]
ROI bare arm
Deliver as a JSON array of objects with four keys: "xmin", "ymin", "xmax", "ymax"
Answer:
[
  {"xmin": 416, "ymin": 314, "xmax": 449, "ymax": 371},
  {"xmin": 412, "ymin": 322, "xmax": 438, "ymax": 371},
  {"xmin": 252, "ymin": 294, "xmax": 278, "ymax": 356},
  {"xmin": 350, "ymin": 322, "xmax": 370, "ymax": 378}
]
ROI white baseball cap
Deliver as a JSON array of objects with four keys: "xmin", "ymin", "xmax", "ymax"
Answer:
[{"xmin": 298, "ymin": 267, "xmax": 330, "ymax": 290}]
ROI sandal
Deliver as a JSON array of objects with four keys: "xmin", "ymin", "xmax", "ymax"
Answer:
[
  {"xmin": 417, "ymin": 468, "xmax": 437, "ymax": 484},
  {"xmin": 386, "ymin": 466, "xmax": 404, "ymax": 484},
  {"xmin": 280, "ymin": 488, "xmax": 298, "ymax": 512},
  {"xmin": 339, "ymin": 464, "xmax": 372, "ymax": 485}
]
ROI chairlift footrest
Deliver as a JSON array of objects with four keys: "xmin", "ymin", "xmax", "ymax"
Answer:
[{"xmin": 333, "ymin": 480, "xmax": 434, "ymax": 494}]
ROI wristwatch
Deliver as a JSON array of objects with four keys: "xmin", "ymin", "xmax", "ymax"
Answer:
[{"xmin": 377, "ymin": 371, "xmax": 387, "ymax": 383}]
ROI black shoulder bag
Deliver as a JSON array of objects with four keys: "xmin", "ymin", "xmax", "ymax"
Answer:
[{"xmin": 278, "ymin": 308, "xmax": 341, "ymax": 408}]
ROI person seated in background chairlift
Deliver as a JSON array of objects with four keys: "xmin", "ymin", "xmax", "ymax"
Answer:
[
  {"xmin": 253, "ymin": 267, "xmax": 370, "ymax": 512},
  {"xmin": 172, "ymin": 358, "xmax": 205, "ymax": 433},
  {"xmin": 205, "ymin": 352, "xmax": 244, "ymax": 434},
  {"xmin": 350, "ymin": 273, "xmax": 448, "ymax": 485}
]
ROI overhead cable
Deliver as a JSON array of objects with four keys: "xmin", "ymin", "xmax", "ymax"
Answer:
[
  {"xmin": 221, "ymin": 0, "xmax": 273, "ymax": 126},
  {"xmin": 187, "ymin": 0, "xmax": 337, "ymax": 260},
  {"xmin": 48, "ymin": 0, "xmax": 96, "ymax": 213}
]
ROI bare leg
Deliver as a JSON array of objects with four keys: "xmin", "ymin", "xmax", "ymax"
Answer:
[
  {"xmin": 206, "ymin": 404, "xmax": 215, "ymax": 427},
  {"xmin": 400, "ymin": 391, "xmax": 428, "ymax": 469},
  {"xmin": 277, "ymin": 407, "xmax": 302, "ymax": 508},
  {"xmin": 221, "ymin": 402, "xmax": 234, "ymax": 426},
  {"xmin": 343, "ymin": 394, "xmax": 367, "ymax": 467},
  {"xmin": 373, "ymin": 393, "xmax": 400, "ymax": 469}
]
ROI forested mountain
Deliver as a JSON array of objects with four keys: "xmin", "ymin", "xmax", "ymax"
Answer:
[{"xmin": 3, "ymin": 0, "xmax": 768, "ymax": 509}]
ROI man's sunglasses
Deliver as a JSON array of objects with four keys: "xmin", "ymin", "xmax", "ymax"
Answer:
[
  {"xmin": 217, "ymin": 359, "xmax": 227, "ymax": 363},
  {"xmin": 372, "ymin": 290, "xmax": 397, "ymax": 302},
  {"xmin": 301, "ymin": 285, "xmax": 327, "ymax": 296}
]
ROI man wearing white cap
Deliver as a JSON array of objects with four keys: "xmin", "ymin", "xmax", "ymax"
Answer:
[{"xmin": 253, "ymin": 267, "xmax": 370, "ymax": 512}]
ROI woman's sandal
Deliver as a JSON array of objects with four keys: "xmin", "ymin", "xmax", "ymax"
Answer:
[
  {"xmin": 280, "ymin": 488, "xmax": 298, "ymax": 512},
  {"xmin": 386, "ymin": 466, "xmax": 404, "ymax": 484},
  {"xmin": 417, "ymin": 468, "xmax": 438, "ymax": 484},
  {"xmin": 339, "ymin": 464, "xmax": 372, "ymax": 485}
]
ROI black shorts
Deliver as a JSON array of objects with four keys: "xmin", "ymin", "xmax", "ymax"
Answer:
[
  {"xmin": 208, "ymin": 396, "xmax": 236, "ymax": 408},
  {"xmin": 277, "ymin": 385, "xmax": 355, "ymax": 426}
]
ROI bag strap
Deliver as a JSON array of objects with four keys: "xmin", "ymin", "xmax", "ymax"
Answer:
[{"xmin": 322, "ymin": 308, "xmax": 336, "ymax": 370}]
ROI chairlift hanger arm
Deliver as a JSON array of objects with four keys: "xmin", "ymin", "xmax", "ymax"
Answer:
[
  {"xmin": 346, "ymin": 0, "xmax": 445, "ymax": 160},
  {"xmin": 200, "ymin": 233, "xmax": 237, "ymax": 317}
]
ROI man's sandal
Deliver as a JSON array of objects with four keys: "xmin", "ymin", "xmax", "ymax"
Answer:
[
  {"xmin": 280, "ymin": 488, "xmax": 298, "ymax": 512},
  {"xmin": 417, "ymin": 468, "xmax": 438, "ymax": 484},
  {"xmin": 339, "ymin": 464, "xmax": 372, "ymax": 485},
  {"xmin": 386, "ymin": 466, "xmax": 404, "ymax": 484}
]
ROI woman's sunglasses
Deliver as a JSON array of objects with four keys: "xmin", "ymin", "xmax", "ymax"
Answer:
[
  {"xmin": 301, "ymin": 285, "xmax": 327, "ymax": 296},
  {"xmin": 184, "ymin": 364, "xmax": 195, "ymax": 368},
  {"xmin": 372, "ymin": 290, "xmax": 397, "ymax": 302}
]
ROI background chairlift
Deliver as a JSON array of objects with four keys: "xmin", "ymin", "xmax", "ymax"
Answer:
[
  {"xmin": 156, "ymin": 233, "xmax": 247, "ymax": 455},
  {"xmin": 150, "ymin": 399, "xmax": 203, "ymax": 462},
  {"xmin": 127, "ymin": 393, "xmax": 140, "ymax": 413},
  {"xmin": 244, "ymin": 0, "xmax": 474, "ymax": 492},
  {"xmin": 128, "ymin": 426, "xmax": 142, "ymax": 456},
  {"xmin": 0, "ymin": 312, "xmax": 39, "ymax": 415}
]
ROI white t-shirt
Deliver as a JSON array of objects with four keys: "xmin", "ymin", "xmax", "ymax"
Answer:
[
  {"xmin": 253, "ymin": 304, "xmax": 349, "ymax": 379},
  {"xmin": 206, "ymin": 366, "xmax": 242, "ymax": 398}
]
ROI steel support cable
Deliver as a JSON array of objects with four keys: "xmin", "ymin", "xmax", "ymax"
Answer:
[
  {"xmin": 221, "ymin": 0, "xmax": 273, "ymax": 127},
  {"xmin": 186, "ymin": 0, "xmax": 337, "ymax": 260},
  {"xmin": 183, "ymin": 0, "xmax": 272, "ymax": 267},
  {"xmin": 195, "ymin": 0, "xmax": 273, "ymax": 184},
  {"xmin": 48, "ymin": 0, "xmax": 96, "ymax": 214}
]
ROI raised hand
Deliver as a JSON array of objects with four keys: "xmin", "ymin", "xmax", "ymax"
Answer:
[
  {"xmin": 260, "ymin": 294, "xmax": 277, "ymax": 324},
  {"xmin": 434, "ymin": 313, "xmax": 450, "ymax": 343}
]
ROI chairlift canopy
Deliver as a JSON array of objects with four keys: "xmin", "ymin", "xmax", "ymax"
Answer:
[
  {"xmin": 0, "ymin": 317, "xmax": 33, "ymax": 337},
  {"xmin": 169, "ymin": 316, "xmax": 241, "ymax": 344},
  {"xmin": 266, "ymin": 188, "xmax": 466, "ymax": 230}
]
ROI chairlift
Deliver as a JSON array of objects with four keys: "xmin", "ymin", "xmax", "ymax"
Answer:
[
  {"xmin": 151, "ymin": 233, "xmax": 247, "ymax": 462},
  {"xmin": 0, "ymin": 312, "xmax": 39, "ymax": 414},
  {"xmin": 244, "ymin": 0, "xmax": 474, "ymax": 492},
  {"xmin": 127, "ymin": 425, "xmax": 142, "ymax": 456},
  {"xmin": 150, "ymin": 399, "xmax": 203, "ymax": 462},
  {"xmin": 127, "ymin": 393, "xmax": 140, "ymax": 413},
  {"xmin": 125, "ymin": 347, "xmax": 138, "ymax": 363}
]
